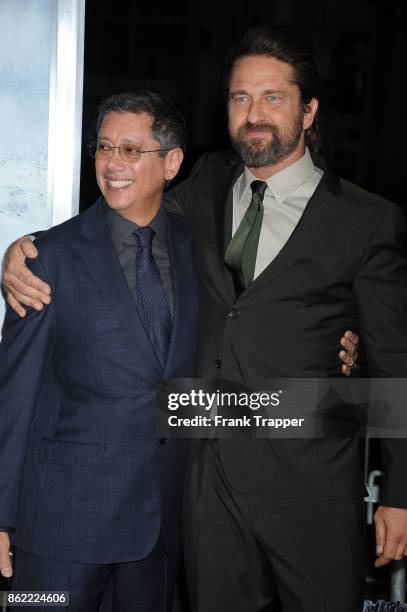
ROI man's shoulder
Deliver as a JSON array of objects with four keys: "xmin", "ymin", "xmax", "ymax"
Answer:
[
  {"xmin": 35, "ymin": 200, "xmax": 101, "ymax": 251},
  {"xmin": 165, "ymin": 208, "xmax": 194, "ymax": 245},
  {"xmin": 319, "ymin": 172, "xmax": 403, "ymax": 229},
  {"xmin": 189, "ymin": 149, "xmax": 241, "ymax": 179},
  {"xmin": 337, "ymin": 176, "xmax": 400, "ymax": 218},
  {"xmin": 165, "ymin": 208, "xmax": 190, "ymax": 230},
  {"xmin": 36, "ymin": 215, "xmax": 82, "ymax": 247}
]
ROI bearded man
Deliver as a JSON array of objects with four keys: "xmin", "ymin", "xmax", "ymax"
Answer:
[{"xmin": 164, "ymin": 27, "xmax": 407, "ymax": 612}]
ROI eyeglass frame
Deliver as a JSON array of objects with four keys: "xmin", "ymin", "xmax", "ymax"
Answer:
[{"xmin": 87, "ymin": 141, "xmax": 174, "ymax": 162}]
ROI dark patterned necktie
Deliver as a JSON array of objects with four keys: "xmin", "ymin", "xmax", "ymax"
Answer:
[
  {"xmin": 224, "ymin": 180, "xmax": 268, "ymax": 290},
  {"xmin": 135, "ymin": 226, "xmax": 172, "ymax": 369}
]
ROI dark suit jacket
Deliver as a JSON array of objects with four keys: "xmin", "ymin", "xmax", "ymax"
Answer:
[
  {"xmin": 166, "ymin": 150, "xmax": 407, "ymax": 508},
  {"xmin": 0, "ymin": 199, "xmax": 199, "ymax": 564}
]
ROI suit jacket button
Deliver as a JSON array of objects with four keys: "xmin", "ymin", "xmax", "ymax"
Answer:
[
  {"xmin": 214, "ymin": 359, "xmax": 222, "ymax": 369},
  {"xmin": 228, "ymin": 309, "xmax": 239, "ymax": 319}
]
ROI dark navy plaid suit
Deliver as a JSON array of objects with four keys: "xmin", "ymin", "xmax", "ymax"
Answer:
[{"xmin": 0, "ymin": 199, "xmax": 199, "ymax": 609}]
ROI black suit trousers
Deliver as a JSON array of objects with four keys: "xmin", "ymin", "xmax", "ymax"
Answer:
[{"xmin": 183, "ymin": 440, "xmax": 366, "ymax": 612}]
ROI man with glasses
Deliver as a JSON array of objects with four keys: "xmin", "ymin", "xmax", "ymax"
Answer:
[{"xmin": 0, "ymin": 90, "xmax": 199, "ymax": 611}]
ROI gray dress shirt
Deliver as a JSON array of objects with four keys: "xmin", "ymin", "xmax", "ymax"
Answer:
[
  {"xmin": 105, "ymin": 202, "xmax": 174, "ymax": 316},
  {"xmin": 232, "ymin": 148, "xmax": 324, "ymax": 279}
]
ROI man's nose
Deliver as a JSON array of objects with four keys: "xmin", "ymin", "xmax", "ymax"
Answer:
[
  {"xmin": 246, "ymin": 99, "xmax": 266, "ymax": 124},
  {"xmin": 105, "ymin": 148, "xmax": 126, "ymax": 170}
]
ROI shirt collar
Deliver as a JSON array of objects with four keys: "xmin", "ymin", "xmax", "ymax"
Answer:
[
  {"xmin": 238, "ymin": 147, "xmax": 316, "ymax": 206},
  {"xmin": 105, "ymin": 200, "xmax": 167, "ymax": 245}
]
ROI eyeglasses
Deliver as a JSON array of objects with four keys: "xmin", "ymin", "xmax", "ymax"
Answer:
[{"xmin": 87, "ymin": 142, "xmax": 173, "ymax": 163}]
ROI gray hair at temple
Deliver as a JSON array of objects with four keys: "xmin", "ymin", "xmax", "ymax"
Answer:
[
  {"xmin": 96, "ymin": 90, "xmax": 187, "ymax": 155},
  {"xmin": 224, "ymin": 27, "xmax": 323, "ymax": 152}
]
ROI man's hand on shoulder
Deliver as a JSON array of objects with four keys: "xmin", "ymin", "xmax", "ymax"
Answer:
[
  {"xmin": 374, "ymin": 505, "xmax": 407, "ymax": 567},
  {"xmin": 0, "ymin": 531, "xmax": 12, "ymax": 578},
  {"xmin": 2, "ymin": 236, "xmax": 51, "ymax": 317}
]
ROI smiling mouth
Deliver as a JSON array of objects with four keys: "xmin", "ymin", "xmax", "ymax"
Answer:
[{"xmin": 105, "ymin": 179, "xmax": 134, "ymax": 189}]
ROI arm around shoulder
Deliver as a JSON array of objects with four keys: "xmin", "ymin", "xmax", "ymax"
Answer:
[{"xmin": 164, "ymin": 152, "xmax": 211, "ymax": 217}]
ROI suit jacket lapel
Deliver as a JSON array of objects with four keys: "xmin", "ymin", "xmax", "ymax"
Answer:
[
  {"xmin": 75, "ymin": 200, "xmax": 161, "ymax": 370},
  {"xmin": 163, "ymin": 212, "xmax": 196, "ymax": 377},
  {"xmin": 212, "ymin": 156, "xmax": 244, "ymax": 301},
  {"xmin": 242, "ymin": 170, "xmax": 341, "ymax": 296}
]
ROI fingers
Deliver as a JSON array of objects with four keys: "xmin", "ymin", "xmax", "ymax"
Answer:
[
  {"xmin": 339, "ymin": 348, "xmax": 355, "ymax": 376},
  {"xmin": 0, "ymin": 532, "xmax": 12, "ymax": 578},
  {"xmin": 6, "ymin": 289, "xmax": 46, "ymax": 313},
  {"xmin": 339, "ymin": 348, "xmax": 355, "ymax": 366},
  {"xmin": 3, "ymin": 267, "xmax": 51, "ymax": 299},
  {"xmin": 20, "ymin": 236, "xmax": 39, "ymax": 259},
  {"xmin": 3, "ymin": 253, "xmax": 51, "ymax": 316},
  {"xmin": 340, "ymin": 338, "xmax": 358, "ymax": 362},
  {"xmin": 4, "ymin": 272, "xmax": 51, "ymax": 310},
  {"xmin": 374, "ymin": 511, "xmax": 386, "ymax": 566},
  {"xmin": 2, "ymin": 236, "xmax": 51, "ymax": 309},
  {"xmin": 6, "ymin": 293, "xmax": 27, "ymax": 318},
  {"xmin": 339, "ymin": 330, "xmax": 359, "ymax": 376},
  {"xmin": 394, "ymin": 541, "xmax": 407, "ymax": 561},
  {"xmin": 341, "ymin": 362, "xmax": 351, "ymax": 377},
  {"xmin": 375, "ymin": 534, "xmax": 401, "ymax": 567},
  {"xmin": 344, "ymin": 330, "xmax": 359, "ymax": 345},
  {"xmin": 374, "ymin": 507, "xmax": 407, "ymax": 568}
]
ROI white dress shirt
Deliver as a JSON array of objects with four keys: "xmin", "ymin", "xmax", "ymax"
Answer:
[{"xmin": 232, "ymin": 148, "xmax": 324, "ymax": 279}]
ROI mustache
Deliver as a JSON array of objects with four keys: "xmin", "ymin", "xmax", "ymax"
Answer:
[{"xmin": 239, "ymin": 121, "xmax": 276, "ymax": 135}]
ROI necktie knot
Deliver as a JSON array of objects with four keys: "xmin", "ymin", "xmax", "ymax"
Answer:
[
  {"xmin": 135, "ymin": 226, "xmax": 154, "ymax": 249},
  {"xmin": 250, "ymin": 180, "xmax": 267, "ymax": 200}
]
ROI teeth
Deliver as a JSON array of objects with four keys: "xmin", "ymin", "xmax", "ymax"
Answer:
[{"xmin": 107, "ymin": 179, "xmax": 133, "ymax": 188}]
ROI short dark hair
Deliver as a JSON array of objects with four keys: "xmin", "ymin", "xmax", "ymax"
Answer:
[
  {"xmin": 96, "ymin": 90, "xmax": 186, "ymax": 155},
  {"xmin": 224, "ymin": 27, "xmax": 322, "ymax": 151}
]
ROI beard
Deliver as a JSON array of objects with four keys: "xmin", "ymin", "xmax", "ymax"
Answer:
[{"xmin": 230, "ymin": 112, "xmax": 304, "ymax": 168}]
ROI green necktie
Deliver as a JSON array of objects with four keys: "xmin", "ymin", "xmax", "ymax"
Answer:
[{"xmin": 225, "ymin": 180, "xmax": 267, "ymax": 290}]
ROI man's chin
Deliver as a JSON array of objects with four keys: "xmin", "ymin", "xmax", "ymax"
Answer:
[
  {"xmin": 237, "ymin": 146, "xmax": 274, "ymax": 168},
  {"xmin": 234, "ymin": 140, "xmax": 265, "ymax": 156},
  {"xmin": 242, "ymin": 135, "xmax": 272, "ymax": 149}
]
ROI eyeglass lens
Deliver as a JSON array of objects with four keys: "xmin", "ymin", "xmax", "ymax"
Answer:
[{"xmin": 90, "ymin": 143, "xmax": 142, "ymax": 162}]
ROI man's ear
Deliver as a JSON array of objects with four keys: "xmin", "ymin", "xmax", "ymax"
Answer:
[
  {"xmin": 164, "ymin": 148, "xmax": 184, "ymax": 181},
  {"xmin": 303, "ymin": 98, "xmax": 319, "ymax": 131}
]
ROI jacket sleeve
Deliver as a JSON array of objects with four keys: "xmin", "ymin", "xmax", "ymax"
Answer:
[
  {"xmin": 354, "ymin": 203, "xmax": 407, "ymax": 507},
  {"xmin": 0, "ymin": 256, "xmax": 57, "ymax": 528},
  {"xmin": 164, "ymin": 153, "xmax": 210, "ymax": 217}
]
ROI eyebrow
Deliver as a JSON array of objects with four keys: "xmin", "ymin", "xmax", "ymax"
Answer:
[
  {"xmin": 229, "ymin": 90, "xmax": 249, "ymax": 97},
  {"xmin": 230, "ymin": 89, "xmax": 287, "ymax": 97},
  {"xmin": 97, "ymin": 137, "xmax": 143, "ymax": 146},
  {"xmin": 263, "ymin": 89, "xmax": 287, "ymax": 95}
]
